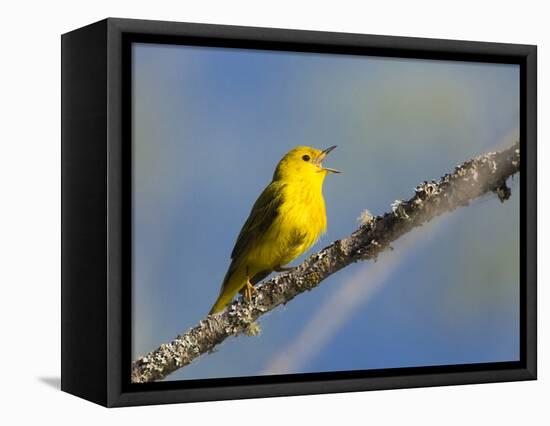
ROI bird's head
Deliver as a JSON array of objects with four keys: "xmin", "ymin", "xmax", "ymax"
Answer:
[{"xmin": 273, "ymin": 146, "xmax": 340, "ymax": 182}]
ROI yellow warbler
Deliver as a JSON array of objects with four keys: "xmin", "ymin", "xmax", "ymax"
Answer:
[{"xmin": 209, "ymin": 146, "xmax": 340, "ymax": 314}]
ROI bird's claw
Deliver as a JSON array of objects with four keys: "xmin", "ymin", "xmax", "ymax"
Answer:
[{"xmin": 243, "ymin": 281, "xmax": 257, "ymax": 302}]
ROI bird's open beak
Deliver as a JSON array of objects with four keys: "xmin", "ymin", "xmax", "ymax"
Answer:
[{"xmin": 318, "ymin": 145, "xmax": 341, "ymax": 173}]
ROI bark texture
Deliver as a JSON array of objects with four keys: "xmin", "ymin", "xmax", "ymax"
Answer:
[{"xmin": 131, "ymin": 142, "xmax": 520, "ymax": 383}]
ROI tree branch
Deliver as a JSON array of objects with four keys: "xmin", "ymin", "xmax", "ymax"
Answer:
[{"xmin": 131, "ymin": 142, "xmax": 520, "ymax": 383}]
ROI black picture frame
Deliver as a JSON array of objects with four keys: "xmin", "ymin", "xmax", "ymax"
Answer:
[{"xmin": 61, "ymin": 17, "xmax": 537, "ymax": 407}]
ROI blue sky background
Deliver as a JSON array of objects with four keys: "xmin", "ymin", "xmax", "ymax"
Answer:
[{"xmin": 131, "ymin": 43, "xmax": 520, "ymax": 381}]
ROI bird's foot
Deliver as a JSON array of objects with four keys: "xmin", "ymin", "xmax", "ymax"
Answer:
[{"xmin": 243, "ymin": 280, "xmax": 257, "ymax": 302}]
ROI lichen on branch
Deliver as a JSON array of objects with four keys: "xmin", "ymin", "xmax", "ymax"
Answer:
[{"xmin": 131, "ymin": 142, "xmax": 520, "ymax": 383}]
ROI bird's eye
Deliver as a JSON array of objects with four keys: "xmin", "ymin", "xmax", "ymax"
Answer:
[{"xmin": 302, "ymin": 154, "xmax": 311, "ymax": 162}]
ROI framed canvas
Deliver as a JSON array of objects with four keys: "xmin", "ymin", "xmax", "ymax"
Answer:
[{"xmin": 61, "ymin": 18, "xmax": 537, "ymax": 407}]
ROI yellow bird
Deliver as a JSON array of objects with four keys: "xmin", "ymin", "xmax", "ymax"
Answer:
[{"xmin": 209, "ymin": 145, "xmax": 340, "ymax": 314}]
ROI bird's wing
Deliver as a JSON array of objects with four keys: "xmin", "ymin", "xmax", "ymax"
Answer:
[{"xmin": 230, "ymin": 182, "xmax": 284, "ymax": 262}]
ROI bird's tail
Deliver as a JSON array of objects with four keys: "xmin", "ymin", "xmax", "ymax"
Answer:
[{"xmin": 208, "ymin": 263, "xmax": 245, "ymax": 315}]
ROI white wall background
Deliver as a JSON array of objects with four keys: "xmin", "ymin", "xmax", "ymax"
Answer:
[{"xmin": 0, "ymin": 0, "xmax": 546, "ymax": 423}]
